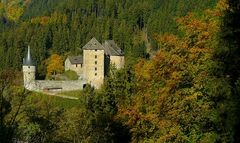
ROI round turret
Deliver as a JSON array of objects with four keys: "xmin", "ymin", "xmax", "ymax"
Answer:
[{"xmin": 22, "ymin": 46, "xmax": 36, "ymax": 90}]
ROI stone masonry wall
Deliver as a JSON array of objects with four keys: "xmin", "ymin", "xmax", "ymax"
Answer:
[
  {"xmin": 83, "ymin": 49, "xmax": 104, "ymax": 89},
  {"xmin": 23, "ymin": 65, "xmax": 36, "ymax": 90},
  {"xmin": 32, "ymin": 80, "xmax": 86, "ymax": 91},
  {"xmin": 64, "ymin": 58, "xmax": 83, "ymax": 76},
  {"xmin": 110, "ymin": 56, "xmax": 124, "ymax": 69}
]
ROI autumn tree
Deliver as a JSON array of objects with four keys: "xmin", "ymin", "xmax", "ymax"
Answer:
[
  {"xmin": 46, "ymin": 54, "xmax": 64, "ymax": 80},
  {"xmin": 116, "ymin": 0, "xmax": 234, "ymax": 142}
]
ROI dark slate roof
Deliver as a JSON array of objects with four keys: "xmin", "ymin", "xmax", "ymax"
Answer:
[
  {"xmin": 82, "ymin": 37, "xmax": 104, "ymax": 50},
  {"xmin": 68, "ymin": 56, "xmax": 83, "ymax": 64},
  {"xmin": 23, "ymin": 46, "xmax": 35, "ymax": 66},
  {"xmin": 103, "ymin": 40, "xmax": 124, "ymax": 56}
]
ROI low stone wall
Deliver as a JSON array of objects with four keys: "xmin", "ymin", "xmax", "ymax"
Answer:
[{"xmin": 33, "ymin": 80, "xmax": 86, "ymax": 91}]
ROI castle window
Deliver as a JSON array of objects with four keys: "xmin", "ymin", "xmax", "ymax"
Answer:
[
  {"xmin": 95, "ymin": 73, "xmax": 97, "ymax": 76},
  {"xmin": 95, "ymin": 67, "xmax": 97, "ymax": 71},
  {"xmin": 95, "ymin": 61, "xmax": 97, "ymax": 64},
  {"xmin": 95, "ymin": 55, "xmax": 97, "ymax": 59},
  {"xmin": 76, "ymin": 64, "xmax": 78, "ymax": 67}
]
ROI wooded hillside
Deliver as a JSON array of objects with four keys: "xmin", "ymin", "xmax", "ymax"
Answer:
[
  {"xmin": 0, "ymin": 0, "xmax": 217, "ymax": 77},
  {"xmin": 1, "ymin": 0, "xmax": 240, "ymax": 143}
]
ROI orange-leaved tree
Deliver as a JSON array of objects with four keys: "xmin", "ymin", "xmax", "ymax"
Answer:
[
  {"xmin": 46, "ymin": 54, "xmax": 64, "ymax": 80},
  {"xmin": 116, "ymin": 0, "xmax": 233, "ymax": 142}
]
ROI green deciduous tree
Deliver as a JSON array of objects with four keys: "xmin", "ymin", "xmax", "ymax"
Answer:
[{"xmin": 0, "ymin": 70, "xmax": 28, "ymax": 142}]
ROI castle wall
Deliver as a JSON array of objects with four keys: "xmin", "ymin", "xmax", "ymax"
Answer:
[
  {"xmin": 83, "ymin": 49, "xmax": 104, "ymax": 89},
  {"xmin": 110, "ymin": 56, "xmax": 124, "ymax": 69},
  {"xmin": 65, "ymin": 58, "xmax": 83, "ymax": 76},
  {"xmin": 34, "ymin": 80, "xmax": 86, "ymax": 91}
]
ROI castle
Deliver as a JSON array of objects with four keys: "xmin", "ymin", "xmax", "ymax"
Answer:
[{"xmin": 23, "ymin": 37, "xmax": 124, "ymax": 92}]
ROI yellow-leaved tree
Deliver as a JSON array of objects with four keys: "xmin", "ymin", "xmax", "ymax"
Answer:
[
  {"xmin": 116, "ymin": 0, "xmax": 233, "ymax": 142},
  {"xmin": 46, "ymin": 54, "xmax": 64, "ymax": 80},
  {"xmin": 6, "ymin": 6, "xmax": 24, "ymax": 21}
]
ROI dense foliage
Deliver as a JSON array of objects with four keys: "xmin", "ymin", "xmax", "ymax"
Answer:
[
  {"xmin": 1, "ymin": 0, "xmax": 240, "ymax": 143},
  {"xmin": 116, "ymin": 2, "xmax": 234, "ymax": 142},
  {"xmin": 0, "ymin": 0, "xmax": 217, "ymax": 77}
]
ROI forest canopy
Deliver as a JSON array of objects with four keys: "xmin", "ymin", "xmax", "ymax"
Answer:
[{"xmin": 0, "ymin": 0, "xmax": 217, "ymax": 76}]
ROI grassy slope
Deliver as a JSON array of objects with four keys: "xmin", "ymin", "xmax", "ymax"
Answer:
[
  {"xmin": 57, "ymin": 90, "xmax": 83, "ymax": 98},
  {"xmin": 27, "ymin": 91, "xmax": 80, "ymax": 109}
]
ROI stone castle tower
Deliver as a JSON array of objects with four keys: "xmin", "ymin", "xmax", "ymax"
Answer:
[
  {"xmin": 83, "ymin": 38, "xmax": 104, "ymax": 89},
  {"xmin": 22, "ymin": 38, "xmax": 124, "ymax": 92},
  {"xmin": 22, "ymin": 46, "xmax": 36, "ymax": 90}
]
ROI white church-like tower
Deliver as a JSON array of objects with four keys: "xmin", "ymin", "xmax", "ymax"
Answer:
[{"xmin": 23, "ymin": 46, "xmax": 36, "ymax": 90}]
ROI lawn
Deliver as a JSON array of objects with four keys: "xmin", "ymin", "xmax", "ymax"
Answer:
[
  {"xmin": 27, "ymin": 91, "xmax": 80, "ymax": 109},
  {"xmin": 57, "ymin": 90, "xmax": 83, "ymax": 98}
]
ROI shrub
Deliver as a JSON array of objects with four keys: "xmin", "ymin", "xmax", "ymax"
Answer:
[{"xmin": 64, "ymin": 70, "xmax": 78, "ymax": 80}]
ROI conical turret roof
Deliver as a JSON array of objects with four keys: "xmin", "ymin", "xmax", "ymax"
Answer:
[{"xmin": 23, "ymin": 46, "xmax": 35, "ymax": 66}]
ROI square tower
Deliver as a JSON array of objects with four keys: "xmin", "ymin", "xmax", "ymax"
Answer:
[{"xmin": 83, "ymin": 38, "xmax": 104, "ymax": 89}]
